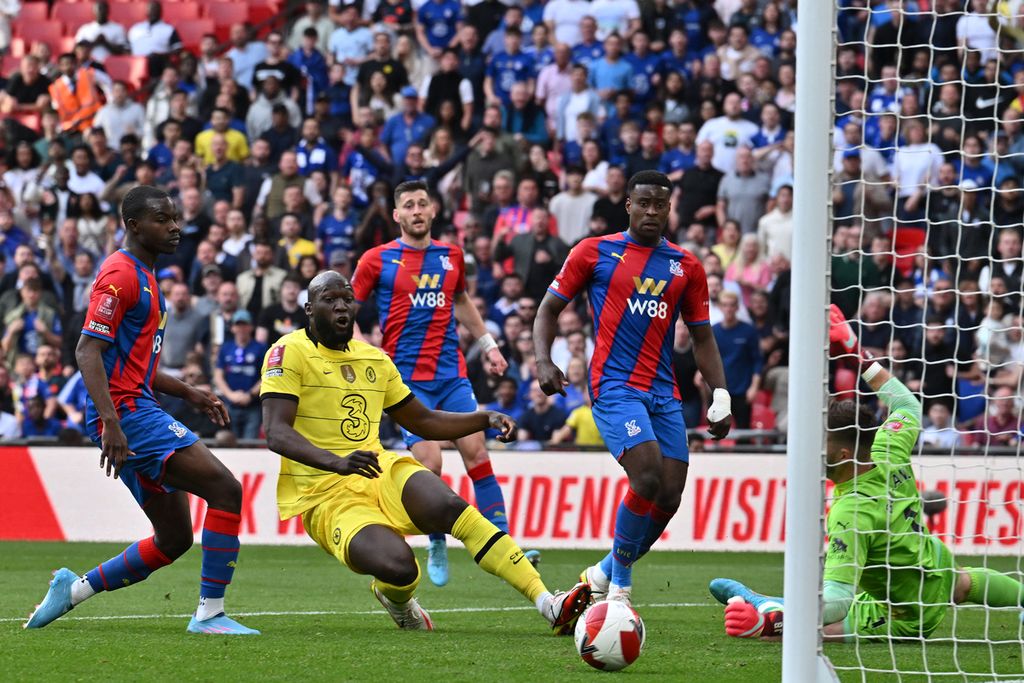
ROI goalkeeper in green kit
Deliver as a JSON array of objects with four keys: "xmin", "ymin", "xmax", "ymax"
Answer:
[{"xmin": 708, "ymin": 305, "xmax": 1024, "ymax": 641}]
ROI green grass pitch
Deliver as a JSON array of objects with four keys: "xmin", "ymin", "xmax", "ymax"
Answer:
[{"xmin": 3, "ymin": 544, "xmax": 1022, "ymax": 681}]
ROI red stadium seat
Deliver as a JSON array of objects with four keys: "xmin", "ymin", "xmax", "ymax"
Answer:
[
  {"xmin": 53, "ymin": 3, "xmax": 97, "ymax": 32},
  {"xmin": 2, "ymin": 55, "xmax": 22, "ymax": 76},
  {"xmin": 175, "ymin": 19, "xmax": 215, "ymax": 52},
  {"xmin": 13, "ymin": 3, "xmax": 49, "ymax": 24},
  {"xmin": 10, "ymin": 20, "xmax": 63, "ymax": 51},
  {"xmin": 104, "ymin": 55, "xmax": 149, "ymax": 91},
  {"xmin": 751, "ymin": 404, "xmax": 776, "ymax": 431},
  {"xmin": 833, "ymin": 367, "xmax": 858, "ymax": 402},
  {"xmin": 163, "ymin": 3, "xmax": 202, "ymax": 24},
  {"xmin": 108, "ymin": 3, "xmax": 148, "ymax": 27},
  {"xmin": 892, "ymin": 225, "xmax": 926, "ymax": 276},
  {"xmin": 205, "ymin": 4, "xmax": 248, "ymax": 42},
  {"xmin": 56, "ymin": 35, "xmax": 76, "ymax": 53}
]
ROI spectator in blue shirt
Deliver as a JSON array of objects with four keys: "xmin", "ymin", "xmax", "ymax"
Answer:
[
  {"xmin": 571, "ymin": 16, "xmax": 605, "ymax": 69},
  {"xmin": 483, "ymin": 5, "xmax": 525, "ymax": 56},
  {"xmin": 295, "ymin": 118, "xmax": 337, "ymax": 177},
  {"xmin": 57, "ymin": 370, "xmax": 89, "ymax": 431},
  {"xmin": 624, "ymin": 31, "xmax": 660, "ymax": 111},
  {"xmin": 503, "ymin": 82, "xmax": 549, "ymax": 146},
  {"xmin": 0, "ymin": 210, "xmax": 31, "ymax": 271},
  {"xmin": 213, "ymin": 310, "xmax": 267, "ymax": 440},
  {"xmin": 380, "ymin": 87, "xmax": 437, "ymax": 167},
  {"xmin": 484, "ymin": 376, "xmax": 525, "ymax": 438},
  {"xmin": 317, "ymin": 185, "xmax": 357, "ymax": 263},
  {"xmin": 589, "ymin": 33, "xmax": 633, "ymax": 103},
  {"xmin": 659, "ymin": 121, "xmax": 698, "ymax": 181},
  {"xmin": 417, "ymin": 0, "xmax": 463, "ymax": 58},
  {"xmin": 288, "ymin": 27, "xmax": 330, "ymax": 114},
  {"xmin": 21, "ymin": 395, "xmax": 63, "ymax": 438},
  {"xmin": 485, "ymin": 27, "xmax": 535, "ymax": 106},
  {"xmin": 712, "ymin": 290, "xmax": 763, "ymax": 429}
]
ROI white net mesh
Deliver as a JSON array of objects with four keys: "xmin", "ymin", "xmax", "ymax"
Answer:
[{"xmin": 826, "ymin": 1, "xmax": 1024, "ymax": 679}]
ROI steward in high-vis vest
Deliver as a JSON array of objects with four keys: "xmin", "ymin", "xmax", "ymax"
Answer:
[{"xmin": 48, "ymin": 53, "xmax": 104, "ymax": 135}]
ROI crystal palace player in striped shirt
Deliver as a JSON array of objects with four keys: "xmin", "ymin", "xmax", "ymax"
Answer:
[
  {"xmin": 25, "ymin": 187, "xmax": 258, "ymax": 635},
  {"xmin": 351, "ymin": 180, "xmax": 529, "ymax": 587},
  {"xmin": 534, "ymin": 170, "xmax": 733, "ymax": 606}
]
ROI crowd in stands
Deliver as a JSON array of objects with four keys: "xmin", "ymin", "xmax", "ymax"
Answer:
[{"xmin": 0, "ymin": 0, "xmax": 1019, "ymax": 448}]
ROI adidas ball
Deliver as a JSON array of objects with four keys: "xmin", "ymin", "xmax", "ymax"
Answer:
[{"xmin": 574, "ymin": 601, "xmax": 645, "ymax": 672}]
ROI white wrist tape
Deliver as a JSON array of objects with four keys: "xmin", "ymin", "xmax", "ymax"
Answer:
[
  {"xmin": 861, "ymin": 361, "xmax": 883, "ymax": 383},
  {"xmin": 707, "ymin": 388, "xmax": 732, "ymax": 422},
  {"xmin": 476, "ymin": 333, "xmax": 499, "ymax": 354}
]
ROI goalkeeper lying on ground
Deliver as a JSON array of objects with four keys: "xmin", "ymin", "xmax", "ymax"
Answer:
[{"xmin": 708, "ymin": 305, "xmax": 1024, "ymax": 641}]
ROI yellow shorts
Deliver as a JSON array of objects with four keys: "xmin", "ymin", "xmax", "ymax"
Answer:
[{"xmin": 301, "ymin": 451, "xmax": 428, "ymax": 568}]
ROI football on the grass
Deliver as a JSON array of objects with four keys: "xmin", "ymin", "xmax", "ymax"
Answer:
[{"xmin": 574, "ymin": 601, "xmax": 645, "ymax": 672}]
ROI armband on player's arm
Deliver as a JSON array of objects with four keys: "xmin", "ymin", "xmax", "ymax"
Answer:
[{"xmin": 822, "ymin": 580, "xmax": 856, "ymax": 626}]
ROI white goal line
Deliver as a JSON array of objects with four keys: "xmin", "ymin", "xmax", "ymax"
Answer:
[{"xmin": 2, "ymin": 601, "xmax": 714, "ymax": 624}]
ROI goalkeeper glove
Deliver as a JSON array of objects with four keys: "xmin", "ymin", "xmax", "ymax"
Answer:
[
  {"xmin": 724, "ymin": 597, "xmax": 783, "ymax": 639},
  {"xmin": 828, "ymin": 304, "xmax": 861, "ymax": 358}
]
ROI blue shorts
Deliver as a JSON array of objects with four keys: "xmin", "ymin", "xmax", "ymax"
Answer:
[
  {"xmin": 592, "ymin": 385, "xmax": 690, "ymax": 463},
  {"xmin": 88, "ymin": 401, "xmax": 200, "ymax": 506},
  {"xmin": 401, "ymin": 378, "xmax": 478, "ymax": 447}
]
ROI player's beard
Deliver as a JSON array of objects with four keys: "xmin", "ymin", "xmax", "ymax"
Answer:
[{"xmin": 314, "ymin": 315, "xmax": 354, "ymax": 352}]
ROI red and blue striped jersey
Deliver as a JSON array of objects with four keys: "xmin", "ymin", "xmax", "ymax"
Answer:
[
  {"xmin": 81, "ymin": 249, "xmax": 168, "ymax": 413},
  {"xmin": 548, "ymin": 232, "xmax": 709, "ymax": 400},
  {"xmin": 352, "ymin": 239, "xmax": 468, "ymax": 381}
]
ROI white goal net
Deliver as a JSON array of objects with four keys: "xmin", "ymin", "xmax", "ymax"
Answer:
[{"xmin": 820, "ymin": 1, "xmax": 1024, "ymax": 680}]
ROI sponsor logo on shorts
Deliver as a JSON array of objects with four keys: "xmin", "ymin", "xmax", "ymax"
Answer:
[
  {"xmin": 96, "ymin": 294, "xmax": 119, "ymax": 320},
  {"xmin": 268, "ymin": 345, "xmax": 285, "ymax": 368},
  {"xmin": 265, "ymin": 368, "xmax": 284, "ymax": 378},
  {"xmin": 87, "ymin": 320, "xmax": 111, "ymax": 335},
  {"xmin": 365, "ymin": 367, "xmax": 376, "ymax": 383},
  {"xmin": 333, "ymin": 528, "xmax": 341, "ymax": 545},
  {"xmin": 341, "ymin": 365, "xmax": 356, "ymax": 383},
  {"xmin": 625, "ymin": 420, "xmax": 641, "ymax": 438},
  {"xmin": 168, "ymin": 421, "xmax": 188, "ymax": 438}
]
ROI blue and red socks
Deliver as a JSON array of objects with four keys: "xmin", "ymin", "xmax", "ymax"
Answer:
[
  {"xmin": 638, "ymin": 504, "xmax": 675, "ymax": 557},
  {"xmin": 196, "ymin": 508, "xmax": 241, "ymax": 620},
  {"xmin": 468, "ymin": 461, "xmax": 509, "ymax": 533},
  {"xmin": 609, "ymin": 487, "xmax": 654, "ymax": 589},
  {"xmin": 80, "ymin": 536, "xmax": 173, "ymax": 601}
]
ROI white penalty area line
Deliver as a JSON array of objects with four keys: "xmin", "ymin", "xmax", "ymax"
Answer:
[{"xmin": 3, "ymin": 602, "xmax": 715, "ymax": 624}]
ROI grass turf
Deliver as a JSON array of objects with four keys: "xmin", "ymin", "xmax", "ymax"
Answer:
[{"xmin": 2, "ymin": 543, "xmax": 1022, "ymax": 681}]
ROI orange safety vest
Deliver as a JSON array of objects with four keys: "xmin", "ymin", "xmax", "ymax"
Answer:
[{"xmin": 48, "ymin": 68, "xmax": 103, "ymax": 134}]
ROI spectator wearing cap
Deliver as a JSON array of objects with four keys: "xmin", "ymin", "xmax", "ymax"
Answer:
[
  {"xmin": 247, "ymin": 76, "xmax": 303, "ymax": 141},
  {"xmin": 289, "ymin": 28, "xmax": 330, "ymax": 115},
  {"xmin": 128, "ymin": 2, "xmax": 183, "ymax": 76},
  {"xmin": 379, "ymin": 86, "xmax": 437, "ymax": 167},
  {"xmin": 289, "ymin": 1, "xmax": 335, "ymax": 54},
  {"xmin": 74, "ymin": 1, "xmax": 129, "ymax": 63},
  {"xmin": 485, "ymin": 27, "xmax": 534, "ymax": 107},
  {"xmin": 329, "ymin": 5, "xmax": 373, "ymax": 87},
  {"xmin": 214, "ymin": 310, "xmax": 267, "ymax": 440},
  {"xmin": 196, "ymin": 108, "xmax": 251, "ymax": 165},
  {"xmin": 163, "ymin": 282, "xmax": 208, "ymax": 376}
]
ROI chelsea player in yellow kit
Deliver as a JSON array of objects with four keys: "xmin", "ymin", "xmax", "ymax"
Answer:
[{"xmin": 260, "ymin": 271, "xmax": 590, "ymax": 632}]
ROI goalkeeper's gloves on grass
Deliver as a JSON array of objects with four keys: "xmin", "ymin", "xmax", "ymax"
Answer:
[{"xmin": 724, "ymin": 597, "xmax": 783, "ymax": 639}]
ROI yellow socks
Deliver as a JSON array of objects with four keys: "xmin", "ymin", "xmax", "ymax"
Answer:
[
  {"xmin": 451, "ymin": 506, "xmax": 547, "ymax": 603},
  {"xmin": 377, "ymin": 559, "xmax": 421, "ymax": 604}
]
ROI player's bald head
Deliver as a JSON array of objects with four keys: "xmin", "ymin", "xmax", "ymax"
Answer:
[{"xmin": 308, "ymin": 270, "xmax": 351, "ymax": 303}]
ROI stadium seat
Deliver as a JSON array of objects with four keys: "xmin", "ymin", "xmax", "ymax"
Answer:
[
  {"xmin": 11, "ymin": 21, "xmax": 63, "ymax": 53},
  {"xmin": 53, "ymin": 2, "xmax": 98, "ymax": 31},
  {"xmin": 7, "ymin": 37, "xmax": 25, "ymax": 57},
  {"xmin": 2, "ymin": 55, "xmax": 21, "ymax": 75},
  {"xmin": 108, "ymin": 3, "xmax": 148, "ymax": 27},
  {"xmin": 104, "ymin": 55, "xmax": 149, "ymax": 91},
  {"xmin": 205, "ymin": 3, "xmax": 248, "ymax": 30},
  {"xmin": 13, "ymin": 3, "xmax": 49, "ymax": 24},
  {"xmin": 10, "ymin": 111, "xmax": 42, "ymax": 132},
  {"xmin": 753, "ymin": 389, "xmax": 772, "ymax": 407},
  {"xmin": 56, "ymin": 36, "xmax": 76, "ymax": 53},
  {"xmin": 892, "ymin": 225, "xmax": 926, "ymax": 276},
  {"xmin": 163, "ymin": 3, "xmax": 202, "ymax": 24},
  {"xmin": 750, "ymin": 404, "xmax": 776, "ymax": 431},
  {"xmin": 175, "ymin": 19, "xmax": 215, "ymax": 52},
  {"xmin": 833, "ymin": 367, "xmax": 858, "ymax": 401}
]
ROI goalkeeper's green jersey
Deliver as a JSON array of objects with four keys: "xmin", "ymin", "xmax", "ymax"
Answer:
[{"xmin": 823, "ymin": 384, "xmax": 953, "ymax": 612}]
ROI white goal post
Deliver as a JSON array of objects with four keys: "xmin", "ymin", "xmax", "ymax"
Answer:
[{"xmin": 784, "ymin": 0, "xmax": 836, "ymax": 680}]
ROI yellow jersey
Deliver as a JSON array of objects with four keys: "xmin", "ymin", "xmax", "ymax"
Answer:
[
  {"xmin": 566, "ymin": 405, "xmax": 605, "ymax": 447},
  {"xmin": 259, "ymin": 328, "xmax": 413, "ymax": 518}
]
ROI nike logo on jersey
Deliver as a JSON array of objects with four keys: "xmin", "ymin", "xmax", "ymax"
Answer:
[
  {"xmin": 611, "ymin": 252, "xmax": 626, "ymax": 263},
  {"xmin": 322, "ymin": 369, "xmax": 332, "ymax": 374},
  {"xmin": 107, "ymin": 284, "xmax": 122, "ymax": 295}
]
